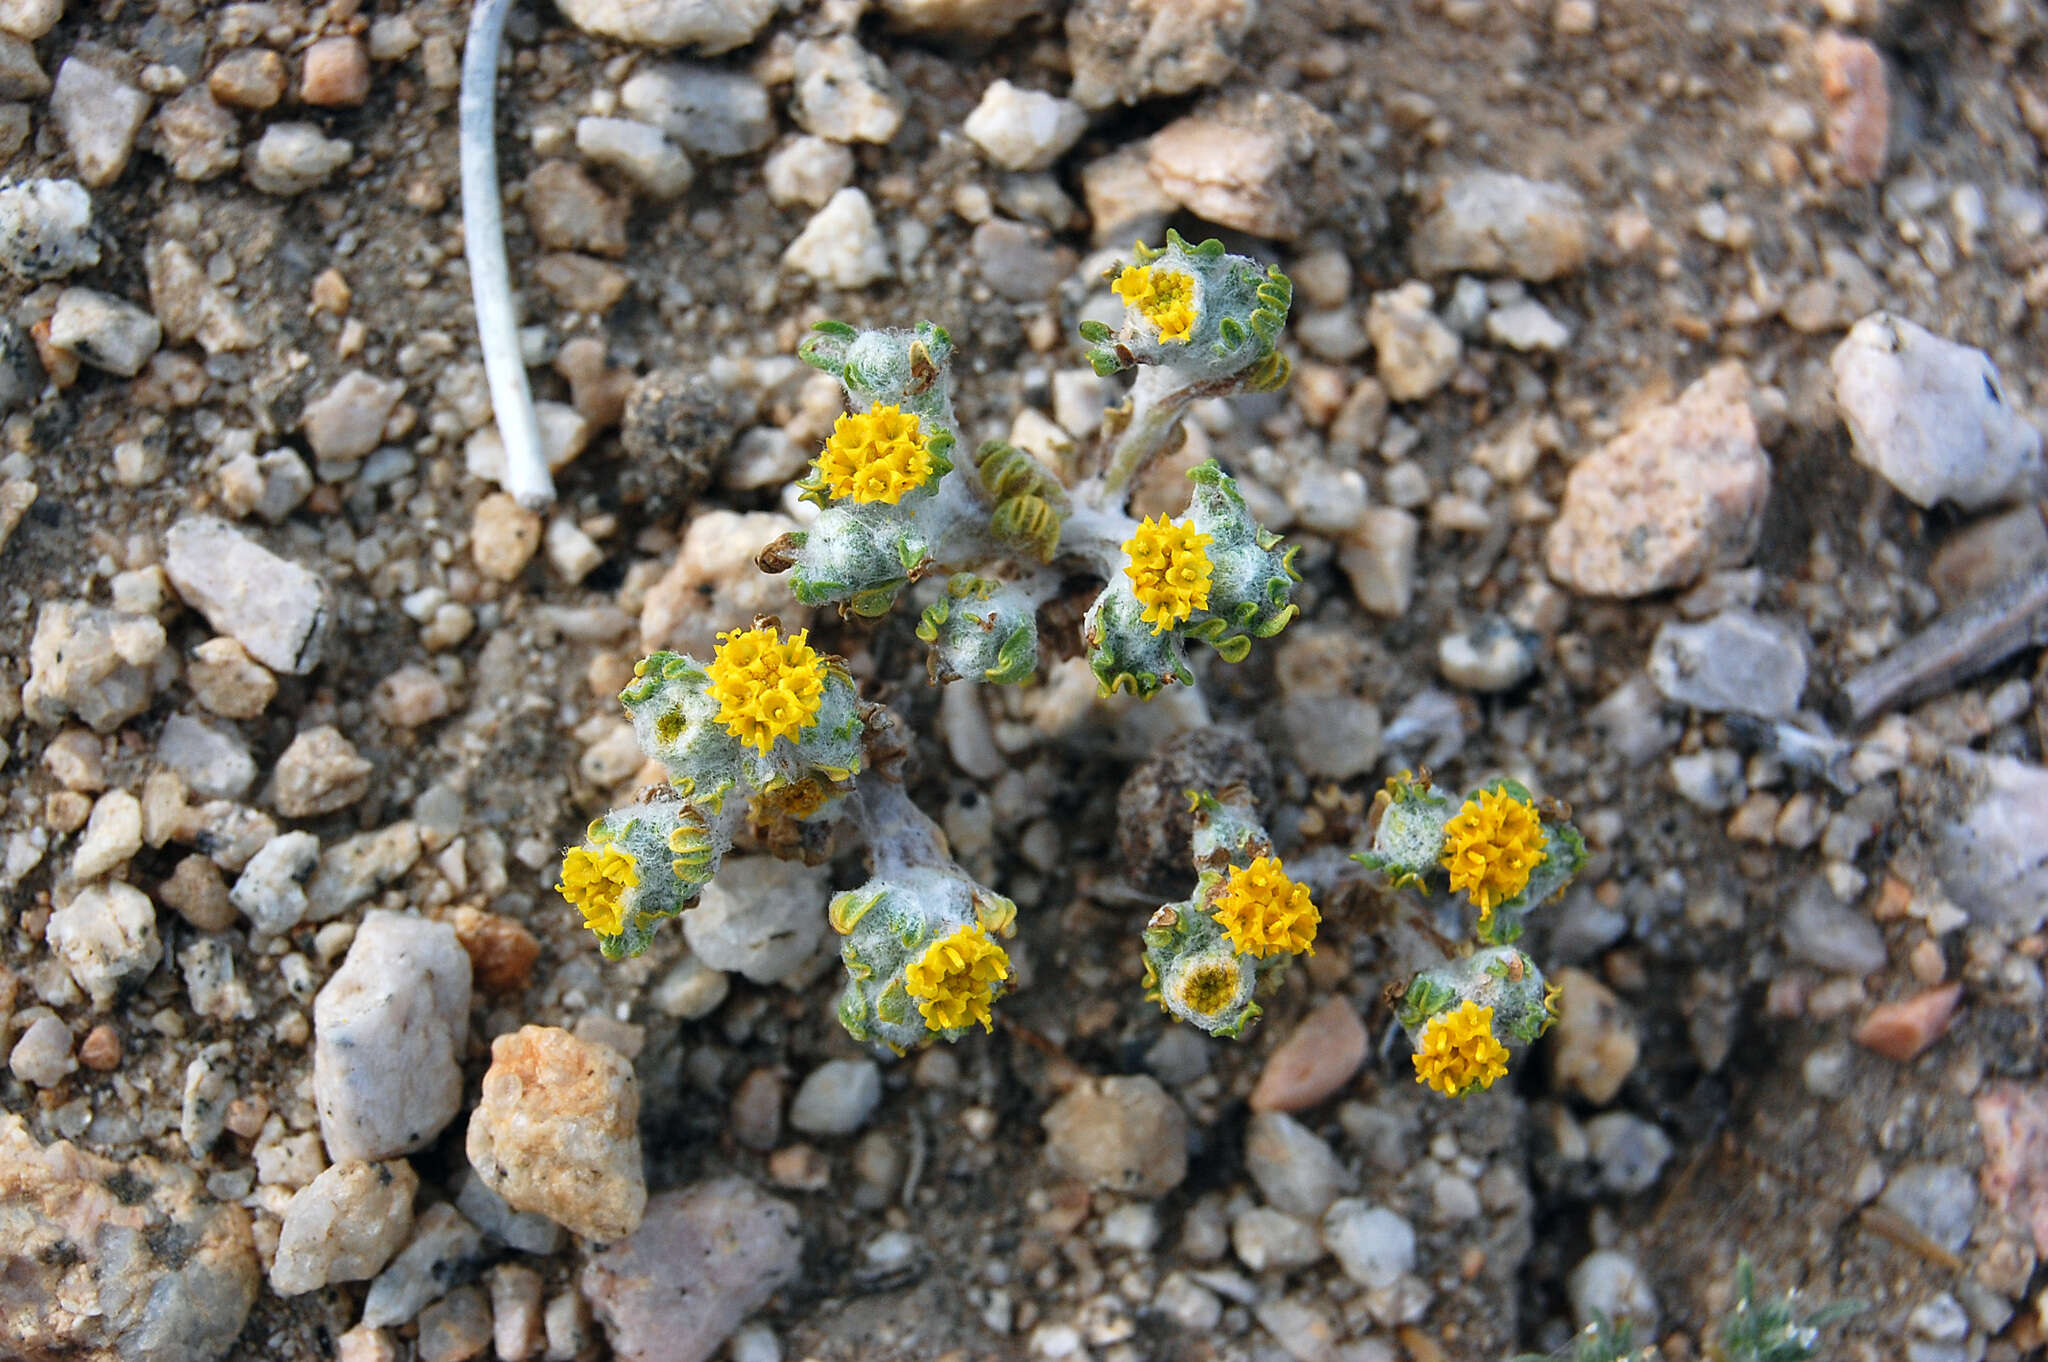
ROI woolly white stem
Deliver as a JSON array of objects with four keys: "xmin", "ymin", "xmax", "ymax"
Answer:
[
  {"xmin": 460, "ymin": 0, "xmax": 553, "ymax": 509},
  {"xmin": 850, "ymin": 778, "xmax": 953, "ymax": 881}
]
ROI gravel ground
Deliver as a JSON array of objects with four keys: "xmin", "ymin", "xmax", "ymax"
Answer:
[{"xmin": 3, "ymin": 2, "xmax": 2048, "ymax": 1361}]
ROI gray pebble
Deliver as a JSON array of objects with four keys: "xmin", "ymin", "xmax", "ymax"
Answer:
[
  {"xmin": 8, "ymin": 1012, "xmax": 75, "ymax": 1087},
  {"xmin": 1782, "ymin": 878, "xmax": 1887, "ymax": 975},
  {"xmin": 157, "ymin": 713, "xmax": 257, "ymax": 800},
  {"xmin": 620, "ymin": 63, "xmax": 774, "ymax": 159},
  {"xmin": 49, "ymin": 287, "xmax": 160, "ymax": 376},
  {"xmin": 164, "ymin": 516, "xmax": 331, "ymax": 674},
  {"xmin": 682, "ymin": 856, "xmax": 829, "ymax": 984},
  {"xmin": 1245, "ymin": 1112, "xmax": 1352, "ymax": 1219},
  {"xmin": 1669, "ymin": 748, "xmax": 1744, "ymax": 811},
  {"xmin": 362, "ymin": 1203, "xmax": 486, "ymax": 1328},
  {"xmin": 1438, "ymin": 617, "xmax": 1537, "ymax": 693},
  {"xmin": 1568, "ymin": 1249, "xmax": 1658, "ymax": 1333},
  {"xmin": 246, "ymin": 122, "xmax": 351, "ymax": 195},
  {"xmin": 1321, "ymin": 1199, "xmax": 1414, "ymax": 1289},
  {"xmin": 1649, "ymin": 611, "xmax": 1809, "ymax": 719},
  {"xmin": 1832, "ymin": 312, "xmax": 2044, "ymax": 511},
  {"xmin": 1231, "ymin": 1207, "xmax": 1324, "ymax": 1272},
  {"xmin": 1584, "ymin": 1112, "xmax": 1673, "ymax": 1194},
  {"xmin": 51, "ymin": 57, "xmax": 146, "ymax": 187},
  {"xmin": 788, "ymin": 1058, "xmax": 881, "ymax": 1137},
  {"xmin": 0, "ymin": 177, "xmax": 97, "ymax": 279},
  {"xmin": 1878, "ymin": 1161, "xmax": 1977, "ymax": 1254},
  {"xmin": 230, "ymin": 830, "xmax": 321, "ymax": 935}
]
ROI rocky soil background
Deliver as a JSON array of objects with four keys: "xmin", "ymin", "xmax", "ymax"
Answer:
[{"xmin": 3, "ymin": 0, "xmax": 2048, "ymax": 1360}]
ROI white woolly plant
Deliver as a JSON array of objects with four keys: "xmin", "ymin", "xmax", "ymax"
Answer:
[
  {"xmin": 559, "ymin": 234, "xmax": 1310, "ymax": 1051},
  {"xmin": 1353, "ymin": 771, "xmax": 1588, "ymax": 1097},
  {"xmin": 1141, "ymin": 789, "xmax": 1321, "ymax": 1040}
]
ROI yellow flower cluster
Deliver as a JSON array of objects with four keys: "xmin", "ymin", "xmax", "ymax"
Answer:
[
  {"xmin": 1412, "ymin": 1000, "xmax": 1510, "ymax": 1097},
  {"xmin": 559, "ymin": 843, "xmax": 639, "ymax": 937},
  {"xmin": 1122, "ymin": 515, "xmax": 1213, "ymax": 633},
  {"xmin": 904, "ymin": 923, "xmax": 1010, "ymax": 1032},
  {"xmin": 707, "ymin": 626, "xmax": 827, "ymax": 755},
  {"xmin": 1440, "ymin": 788, "xmax": 1548, "ymax": 922},
  {"xmin": 1112, "ymin": 264, "xmax": 1198, "ymax": 343},
  {"xmin": 1212, "ymin": 856, "xmax": 1318, "ymax": 958},
  {"xmin": 812, "ymin": 404, "xmax": 935, "ymax": 504}
]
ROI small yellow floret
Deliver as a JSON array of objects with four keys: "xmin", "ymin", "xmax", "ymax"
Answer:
[
  {"xmin": 1112, "ymin": 265, "xmax": 1198, "ymax": 343},
  {"xmin": 904, "ymin": 923, "xmax": 1010, "ymax": 1032},
  {"xmin": 1122, "ymin": 515, "xmax": 1213, "ymax": 633},
  {"xmin": 812, "ymin": 404, "xmax": 935, "ymax": 504},
  {"xmin": 558, "ymin": 843, "xmax": 639, "ymax": 937},
  {"xmin": 1212, "ymin": 856, "xmax": 1319, "ymax": 958},
  {"xmin": 706, "ymin": 626, "xmax": 827, "ymax": 756},
  {"xmin": 1411, "ymin": 1000, "xmax": 1511, "ymax": 1097},
  {"xmin": 1440, "ymin": 788, "xmax": 1548, "ymax": 923}
]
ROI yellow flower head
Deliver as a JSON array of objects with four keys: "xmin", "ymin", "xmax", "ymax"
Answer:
[
  {"xmin": 558, "ymin": 843, "xmax": 639, "ymax": 937},
  {"xmin": 813, "ymin": 404, "xmax": 935, "ymax": 504},
  {"xmin": 707, "ymin": 626, "xmax": 827, "ymax": 756},
  {"xmin": 1173, "ymin": 959, "xmax": 1244, "ymax": 1017},
  {"xmin": 1440, "ymin": 787, "xmax": 1548, "ymax": 922},
  {"xmin": 1411, "ymin": 1000, "xmax": 1511, "ymax": 1097},
  {"xmin": 903, "ymin": 922, "xmax": 1010, "ymax": 1032},
  {"xmin": 1122, "ymin": 515, "xmax": 1213, "ymax": 634},
  {"xmin": 1212, "ymin": 856, "xmax": 1319, "ymax": 959},
  {"xmin": 1112, "ymin": 264, "xmax": 1198, "ymax": 344}
]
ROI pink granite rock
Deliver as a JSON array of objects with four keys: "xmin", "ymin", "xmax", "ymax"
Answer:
[{"xmin": 1544, "ymin": 363, "xmax": 1769, "ymax": 598}]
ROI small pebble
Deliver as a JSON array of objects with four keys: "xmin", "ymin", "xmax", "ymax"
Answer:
[
  {"xmin": 962, "ymin": 80, "xmax": 1087, "ymax": 171},
  {"xmin": 48, "ymin": 288, "xmax": 160, "ymax": 377},
  {"xmin": 1437, "ymin": 617, "xmax": 1536, "ymax": 692},
  {"xmin": 246, "ymin": 123, "xmax": 352, "ymax": 195},
  {"xmin": 269, "ymin": 726, "xmax": 373, "ymax": 817},
  {"xmin": 788, "ymin": 1058, "xmax": 882, "ymax": 1137},
  {"xmin": 51, "ymin": 57, "xmax": 146, "ymax": 187},
  {"xmin": 363, "ymin": 1204, "xmax": 486, "ymax": 1328},
  {"xmin": 46, "ymin": 881, "xmax": 160, "ymax": 1011},
  {"xmin": 576, "ymin": 117, "xmax": 693, "ymax": 198},
  {"xmin": 1249, "ymin": 998, "xmax": 1368, "ymax": 1111},
  {"xmin": 1042, "ymin": 1075, "xmax": 1188, "ymax": 1198},
  {"xmin": 783, "ymin": 187, "xmax": 891, "ymax": 288},
  {"xmin": 9, "ymin": 1012, "xmax": 75, "ymax": 1087},
  {"xmin": 1320, "ymin": 1199, "xmax": 1414, "ymax": 1289},
  {"xmin": 472, "ymin": 493, "xmax": 543, "ymax": 581},
  {"xmin": 1244, "ymin": 1111, "xmax": 1352, "ymax": 1218},
  {"xmin": 300, "ymin": 36, "xmax": 370, "ymax": 107},
  {"xmin": 0, "ymin": 178, "xmax": 98, "ymax": 280},
  {"xmin": 1855, "ymin": 983, "xmax": 1963, "ymax": 1062},
  {"xmin": 763, "ymin": 134, "xmax": 854, "ymax": 209},
  {"xmin": 210, "ymin": 49, "xmax": 288, "ymax": 110},
  {"xmin": 1831, "ymin": 312, "xmax": 2042, "ymax": 511},
  {"xmin": 1568, "ymin": 1249, "xmax": 1658, "ymax": 1333},
  {"xmin": 789, "ymin": 35, "xmax": 904, "ymax": 145}
]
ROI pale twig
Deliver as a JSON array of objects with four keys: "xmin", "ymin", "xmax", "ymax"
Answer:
[
  {"xmin": 460, "ymin": 0, "xmax": 553, "ymax": 509},
  {"xmin": 1839, "ymin": 539, "xmax": 2048, "ymax": 724}
]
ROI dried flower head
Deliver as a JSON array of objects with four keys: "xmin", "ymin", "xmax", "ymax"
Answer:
[
  {"xmin": 1440, "ymin": 787, "xmax": 1548, "ymax": 922},
  {"xmin": 903, "ymin": 922, "xmax": 1010, "ymax": 1032},
  {"xmin": 1411, "ymin": 999, "xmax": 1511, "ymax": 1097},
  {"xmin": 1112, "ymin": 264, "xmax": 1198, "ymax": 343},
  {"xmin": 1212, "ymin": 855, "xmax": 1318, "ymax": 958},
  {"xmin": 558, "ymin": 841, "xmax": 639, "ymax": 937},
  {"xmin": 813, "ymin": 403, "xmax": 935, "ymax": 504},
  {"xmin": 706, "ymin": 625, "xmax": 827, "ymax": 755},
  {"xmin": 1122, "ymin": 515, "xmax": 1213, "ymax": 633}
]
